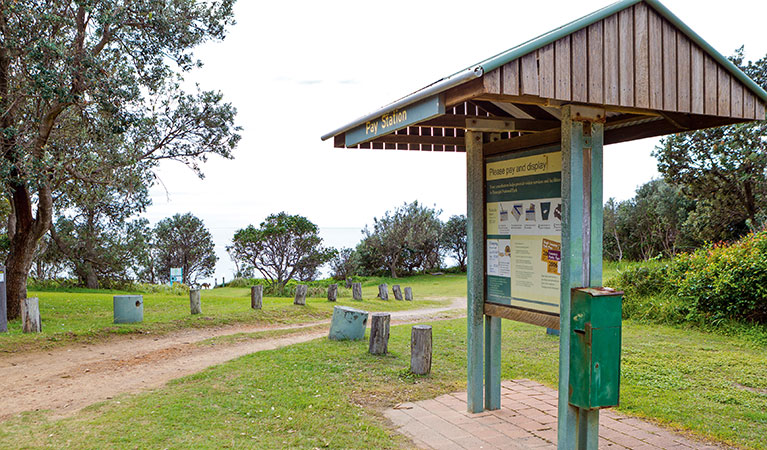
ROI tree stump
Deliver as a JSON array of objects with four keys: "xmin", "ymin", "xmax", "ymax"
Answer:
[
  {"xmin": 368, "ymin": 313, "xmax": 391, "ymax": 355},
  {"xmin": 251, "ymin": 285, "xmax": 263, "ymax": 310},
  {"xmin": 328, "ymin": 306, "xmax": 369, "ymax": 341},
  {"xmin": 21, "ymin": 297, "xmax": 41, "ymax": 333},
  {"xmin": 392, "ymin": 284, "xmax": 403, "ymax": 300},
  {"xmin": 190, "ymin": 289, "xmax": 202, "ymax": 315},
  {"xmin": 327, "ymin": 284, "xmax": 338, "ymax": 301},
  {"xmin": 345, "ymin": 278, "xmax": 352, "ymax": 289},
  {"xmin": 352, "ymin": 283, "xmax": 362, "ymax": 300},
  {"xmin": 294, "ymin": 284, "xmax": 308, "ymax": 305},
  {"xmin": 404, "ymin": 287, "xmax": 413, "ymax": 301},
  {"xmin": 410, "ymin": 325, "xmax": 432, "ymax": 375},
  {"xmin": 378, "ymin": 283, "xmax": 389, "ymax": 300}
]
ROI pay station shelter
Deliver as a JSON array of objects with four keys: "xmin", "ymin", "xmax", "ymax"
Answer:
[{"xmin": 321, "ymin": 0, "xmax": 767, "ymax": 448}]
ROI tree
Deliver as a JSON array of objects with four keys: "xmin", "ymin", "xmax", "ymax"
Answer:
[
  {"xmin": 653, "ymin": 48, "xmax": 767, "ymax": 243},
  {"xmin": 0, "ymin": 2, "xmax": 239, "ymax": 319},
  {"xmin": 360, "ymin": 201, "xmax": 443, "ymax": 278},
  {"xmin": 329, "ymin": 247, "xmax": 360, "ymax": 281},
  {"xmin": 441, "ymin": 215, "xmax": 467, "ymax": 271},
  {"xmin": 49, "ymin": 172, "xmax": 151, "ymax": 288},
  {"xmin": 602, "ymin": 180, "xmax": 694, "ymax": 261},
  {"xmin": 228, "ymin": 213, "xmax": 334, "ymax": 290},
  {"xmin": 153, "ymin": 213, "xmax": 217, "ymax": 285}
]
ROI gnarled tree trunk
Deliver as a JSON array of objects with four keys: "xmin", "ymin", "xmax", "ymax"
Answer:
[{"xmin": 6, "ymin": 183, "xmax": 53, "ymax": 320}]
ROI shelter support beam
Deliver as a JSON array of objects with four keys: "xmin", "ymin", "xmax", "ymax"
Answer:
[
  {"xmin": 558, "ymin": 105, "xmax": 605, "ymax": 450},
  {"xmin": 466, "ymin": 130, "xmax": 486, "ymax": 413}
]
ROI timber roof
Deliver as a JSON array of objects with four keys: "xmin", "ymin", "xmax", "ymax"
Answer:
[{"xmin": 322, "ymin": 0, "xmax": 767, "ymax": 153}]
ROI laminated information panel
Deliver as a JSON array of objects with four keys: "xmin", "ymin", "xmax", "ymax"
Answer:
[{"xmin": 485, "ymin": 145, "xmax": 562, "ymax": 315}]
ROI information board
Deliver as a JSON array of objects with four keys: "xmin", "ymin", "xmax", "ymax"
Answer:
[
  {"xmin": 170, "ymin": 267, "xmax": 183, "ymax": 286},
  {"xmin": 485, "ymin": 145, "xmax": 562, "ymax": 316}
]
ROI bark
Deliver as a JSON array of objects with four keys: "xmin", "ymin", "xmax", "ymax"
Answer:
[
  {"xmin": 189, "ymin": 289, "xmax": 201, "ymax": 315},
  {"xmin": 294, "ymin": 284, "xmax": 307, "ymax": 306},
  {"xmin": 410, "ymin": 325, "xmax": 432, "ymax": 375},
  {"xmin": 378, "ymin": 284, "xmax": 389, "ymax": 301},
  {"xmin": 21, "ymin": 297, "xmax": 41, "ymax": 333},
  {"xmin": 250, "ymin": 285, "xmax": 263, "ymax": 310},
  {"xmin": 368, "ymin": 313, "xmax": 390, "ymax": 355},
  {"xmin": 327, "ymin": 284, "xmax": 337, "ymax": 302},
  {"xmin": 352, "ymin": 283, "xmax": 362, "ymax": 300},
  {"xmin": 7, "ymin": 183, "xmax": 52, "ymax": 319}
]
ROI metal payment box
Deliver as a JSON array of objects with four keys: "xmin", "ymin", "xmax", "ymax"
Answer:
[{"xmin": 569, "ymin": 287, "xmax": 623, "ymax": 409}]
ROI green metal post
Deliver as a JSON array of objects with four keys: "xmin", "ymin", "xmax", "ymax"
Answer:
[
  {"xmin": 485, "ymin": 315, "xmax": 501, "ymax": 410},
  {"xmin": 466, "ymin": 130, "xmax": 485, "ymax": 413},
  {"xmin": 558, "ymin": 106, "xmax": 604, "ymax": 449}
]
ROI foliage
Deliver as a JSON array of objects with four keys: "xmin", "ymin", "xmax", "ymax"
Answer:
[
  {"xmin": 674, "ymin": 232, "xmax": 767, "ymax": 323},
  {"xmin": 152, "ymin": 213, "xmax": 217, "ymax": 286},
  {"xmin": 441, "ymin": 215, "xmax": 467, "ymax": 271},
  {"xmin": 329, "ymin": 247, "xmax": 360, "ymax": 280},
  {"xmin": 608, "ymin": 231, "xmax": 767, "ymax": 325},
  {"xmin": 653, "ymin": 48, "xmax": 767, "ymax": 243},
  {"xmin": 0, "ymin": 0, "xmax": 240, "ymax": 319},
  {"xmin": 49, "ymin": 179, "xmax": 152, "ymax": 288},
  {"xmin": 228, "ymin": 212, "xmax": 335, "ymax": 290},
  {"xmin": 359, "ymin": 201, "xmax": 443, "ymax": 277},
  {"xmin": 603, "ymin": 180, "xmax": 695, "ymax": 261}
]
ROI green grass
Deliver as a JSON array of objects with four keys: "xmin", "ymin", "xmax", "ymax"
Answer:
[
  {"xmin": 2, "ymin": 317, "xmax": 766, "ymax": 449},
  {"xmin": 0, "ymin": 274, "xmax": 466, "ymax": 353}
]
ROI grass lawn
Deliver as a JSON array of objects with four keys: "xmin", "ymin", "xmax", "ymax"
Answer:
[
  {"xmin": 0, "ymin": 274, "xmax": 467, "ymax": 353},
  {"xmin": 2, "ymin": 316, "xmax": 766, "ymax": 449}
]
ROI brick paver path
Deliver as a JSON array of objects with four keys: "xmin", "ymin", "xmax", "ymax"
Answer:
[{"xmin": 384, "ymin": 379, "xmax": 726, "ymax": 449}]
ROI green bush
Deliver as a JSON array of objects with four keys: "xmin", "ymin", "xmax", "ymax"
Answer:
[{"xmin": 675, "ymin": 232, "xmax": 767, "ymax": 323}]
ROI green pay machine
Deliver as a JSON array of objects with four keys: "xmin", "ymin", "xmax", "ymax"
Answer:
[{"xmin": 569, "ymin": 287, "xmax": 624, "ymax": 409}]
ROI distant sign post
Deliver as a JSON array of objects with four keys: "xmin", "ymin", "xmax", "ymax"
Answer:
[{"xmin": 170, "ymin": 267, "xmax": 183, "ymax": 287}]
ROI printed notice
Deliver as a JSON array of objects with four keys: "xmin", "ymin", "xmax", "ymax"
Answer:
[{"xmin": 485, "ymin": 146, "xmax": 562, "ymax": 317}]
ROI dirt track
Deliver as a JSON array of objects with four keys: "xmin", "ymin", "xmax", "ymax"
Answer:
[{"xmin": 0, "ymin": 298, "xmax": 465, "ymax": 421}]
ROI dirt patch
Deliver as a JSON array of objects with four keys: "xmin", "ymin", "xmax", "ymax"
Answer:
[{"xmin": 0, "ymin": 297, "xmax": 465, "ymax": 421}]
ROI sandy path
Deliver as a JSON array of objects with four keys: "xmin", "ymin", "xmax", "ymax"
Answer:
[{"xmin": 0, "ymin": 297, "xmax": 465, "ymax": 421}]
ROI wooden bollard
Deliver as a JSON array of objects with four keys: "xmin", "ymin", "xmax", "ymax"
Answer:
[
  {"xmin": 404, "ymin": 287, "xmax": 413, "ymax": 301},
  {"xmin": 22, "ymin": 297, "xmax": 41, "ymax": 333},
  {"xmin": 378, "ymin": 283, "xmax": 389, "ymax": 300},
  {"xmin": 327, "ymin": 284, "xmax": 338, "ymax": 302},
  {"xmin": 345, "ymin": 278, "xmax": 352, "ymax": 289},
  {"xmin": 410, "ymin": 325, "xmax": 432, "ymax": 375},
  {"xmin": 190, "ymin": 289, "xmax": 201, "ymax": 315},
  {"xmin": 251, "ymin": 285, "xmax": 263, "ymax": 310},
  {"xmin": 352, "ymin": 283, "xmax": 362, "ymax": 300},
  {"xmin": 368, "ymin": 313, "xmax": 390, "ymax": 355},
  {"xmin": 392, "ymin": 284, "xmax": 403, "ymax": 300},
  {"xmin": 294, "ymin": 285, "xmax": 308, "ymax": 305}
]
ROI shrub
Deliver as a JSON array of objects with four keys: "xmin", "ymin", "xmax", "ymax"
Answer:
[{"xmin": 675, "ymin": 232, "xmax": 767, "ymax": 323}]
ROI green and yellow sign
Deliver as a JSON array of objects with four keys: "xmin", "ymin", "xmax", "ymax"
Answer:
[{"xmin": 344, "ymin": 95, "xmax": 445, "ymax": 147}]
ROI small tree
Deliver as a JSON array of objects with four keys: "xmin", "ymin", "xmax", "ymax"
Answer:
[
  {"xmin": 441, "ymin": 215, "xmax": 467, "ymax": 271},
  {"xmin": 153, "ymin": 213, "xmax": 217, "ymax": 285},
  {"xmin": 361, "ymin": 201, "xmax": 442, "ymax": 278},
  {"xmin": 330, "ymin": 247, "xmax": 360, "ymax": 281},
  {"xmin": 228, "ymin": 213, "xmax": 334, "ymax": 290}
]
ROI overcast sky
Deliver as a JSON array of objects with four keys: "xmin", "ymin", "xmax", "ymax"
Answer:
[{"xmin": 142, "ymin": 0, "xmax": 767, "ymax": 283}]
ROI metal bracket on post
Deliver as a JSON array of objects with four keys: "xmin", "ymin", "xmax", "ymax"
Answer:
[{"xmin": 558, "ymin": 105, "xmax": 605, "ymax": 450}]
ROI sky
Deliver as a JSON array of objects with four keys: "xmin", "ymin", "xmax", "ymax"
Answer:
[{"xmin": 142, "ymin": 0, "xmax": 767, "ymax": 283}]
